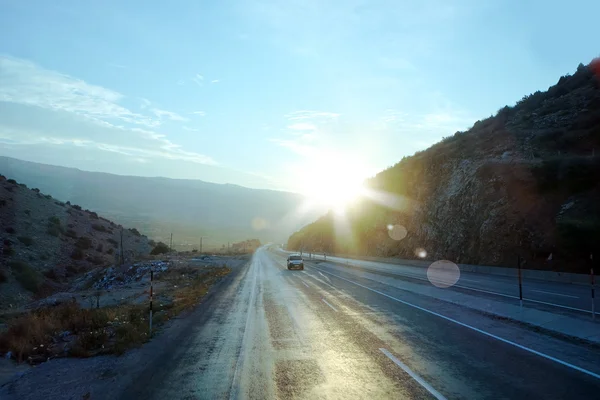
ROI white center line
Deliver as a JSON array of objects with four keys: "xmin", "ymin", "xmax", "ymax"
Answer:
[
  {"xmin": 531, "ymin": 289, "xmax": 579, "ymax": 299},
  {"xmin": 322, "ymin": 298, "xmax": 338, "ymax": 312},
  {"xmin": 380, "ymin": 348, "xmax": 447, "ymax": 400},
  {"xmin": 299, "ymin": 279, "xmax": 310, "ymax": 288},
  {"xmin": 317, "ymin": 268, "xmax": 600, "ymax": 381}
]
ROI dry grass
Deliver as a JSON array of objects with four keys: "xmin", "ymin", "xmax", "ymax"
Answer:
[{"xmin": 0, "ymin": 264, "xmax": 231, "ymax": 363}]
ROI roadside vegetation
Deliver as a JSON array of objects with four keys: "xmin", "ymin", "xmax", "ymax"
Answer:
[{"xmin": 0, "ymin": 263, "xmax": 231, "ymax": 364}]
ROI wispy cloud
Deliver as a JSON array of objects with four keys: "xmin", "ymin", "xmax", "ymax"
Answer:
[
  {"xmin": 0, "ymin": 55, "xmax": 158, "ymax": 128},
  {"xmin": 182, "ymin": 126, "xmax": 200, "ymax": 132},
  {"xmin": 191, "ymin": 111, "xmax": 206, "ymax": 116},
  {"xmin": 287, "ymin": 122, "xmax": 316, "ymax": 131},
  {"xmin": 177, "ymin": 79, "xmax": 184, "ymax": 86},
  {"xmin": 192, "ymin": 73, "xmax": 204, "ymax": 87},
  {"xmin": 0, "ymin": 55, "xmax": 216, "ymax": 166},
  {"xmin": 210, "ymin": 79, "xmax": 220, "ymax": 84},
  {"xmin": 285, "ymin": 110, "xmax": 340, "ymax": 121},
  {"xmin": 151, "ymin": 108, "xmax": 188, "ymax": 122}
]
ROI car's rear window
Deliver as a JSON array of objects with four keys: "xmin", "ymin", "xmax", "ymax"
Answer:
[{"xmin": 290, "ymin": 255, "xmax": 302, "ymax": 260}]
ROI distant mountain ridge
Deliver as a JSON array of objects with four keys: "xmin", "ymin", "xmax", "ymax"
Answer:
[{"xmin": 0, "ymin": 156, "xmax": 325, "ymax": 247}]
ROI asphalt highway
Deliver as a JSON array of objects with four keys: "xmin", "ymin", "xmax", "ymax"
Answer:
[{"xmin": 121, "ymin": 248, "xmax": 600, "ymax": 399}]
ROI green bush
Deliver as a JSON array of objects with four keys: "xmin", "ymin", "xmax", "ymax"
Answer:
[
  {"xmin": 48, "ymin": 216, "xmax": 61, "ymax": 225},
  {"xmin": 96, "ymin": 243, "xmax": 103, "ymax": 252},
  {"xmin": 89, "ymin": 211, "xmax": 99, "ymax": 220},
  {"xmin": 150, "ymin": 242, "xmax": 170, "ymax": 255},
  {"xmin": 24, "ymin": 209, "xmax": 31, "ymax": 215},
  {"xmin": 7, "ymin": 179, "xmax": 17, "ymax": 184},
  {"xmin": 0, "ymin": 269, "xmax": 7, "ymax": 283},
  {"xmin": 47, "ymin": 224, "xmax": 64, "ymax": 237},
  {"xmin": 17, "ymin": 236, "xmax": 34, "ymax": 246},
  {"xmin": 0, "ymin": 199, "xmax": 6, "ymax": 207},
  {"xmin": 72, "ymin": 204, "xmax": 82, "ymax": 211},
  {"xmin": 5, "ymin": 227, "xmax": 15, "ymax": 234},
  {"xmin": 106, "ymin": 248, "xmax": 114, "ymax": 255},
  {"xmin": 2, "ymin": 246, "xmax": 14, "ymax": 256},
  {"xmin": 107, "ymin": 238, "xmax": 118, "ymax": 247},
  {"xmin": 9, "ymin": 261, "xmax": 42, "ymax": 292},
  {"xmin": 65, "ymin": 229, "xmax": 78, "ymax": 239}
]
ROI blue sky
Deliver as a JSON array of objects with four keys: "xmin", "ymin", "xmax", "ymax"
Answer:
[{"xmin": 1, "ymin": 0, "xmax": 599, "ymax": 193}]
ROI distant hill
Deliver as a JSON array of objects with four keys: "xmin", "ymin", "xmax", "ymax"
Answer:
[
  {"xmin": 288, "ymin": 60, "xmax": 600, "ymax": 273},
  {"xmin": 0, "ymin": 157, "xmax": 325, "ymax": 248},
  {"xmin": 0, "ymin": 176, "xmax": 152, "ymax": 310}
]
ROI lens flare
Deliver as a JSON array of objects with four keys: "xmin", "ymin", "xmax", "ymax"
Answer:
[
  {"xmin": 415, "ymin": 248, "xmax": 427, "ymax": 258},
  {"xmin": 427, "ymin": 260, "xmax": 460, "ymax": 288},
  {"xmin": 387, "ymin": 224, "xmax": 407, "ymax": 241}
]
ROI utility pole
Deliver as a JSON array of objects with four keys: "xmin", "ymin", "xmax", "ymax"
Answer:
[
  {"xmin": 169, "ymin": 233, "xmax": 173, "ymax": 252},
  {"xmin": 200, "ymin": 237, "xmax": 203, "ymax": 253}
]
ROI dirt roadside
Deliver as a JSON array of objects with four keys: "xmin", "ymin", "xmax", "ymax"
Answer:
[{"xmin": 0, "ymin": 256, "xmax": 248, "ymax": 400}]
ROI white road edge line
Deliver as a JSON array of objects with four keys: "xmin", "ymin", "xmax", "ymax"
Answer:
[
  {"xmin": 531, "ymin": 289, "xmax": 579, "ymax": 299},
  {"xmin": 317, "ymin": 268, "xmax": 600, "ymax": 381},
  {"xmin": 322, "ymin": 298, "xmax": 338, "ymax": 312},
  {"xmin": 323, "ymin": 263, "xmax": 597, "ymax": 315},
  {"xmin": 379, "ymin": 348, "xmax": 447, "ymax": 400},
  {"xmin": 299, "ymin": 279, "xmax": 310, "ymax": 288}
]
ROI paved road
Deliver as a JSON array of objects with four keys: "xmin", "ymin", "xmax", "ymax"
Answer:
[
  {"xmin": 122, "ymin": 248, "xmax": 600, "ymax": 399},
  {"xmin": 305, "ymin": 253, "xmax": 597, "ymax": 316}
]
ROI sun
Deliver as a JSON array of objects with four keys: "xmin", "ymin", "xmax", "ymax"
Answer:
[{"xmin": 297, "ymin": 155, "xmax": 370, "ymax": 214}]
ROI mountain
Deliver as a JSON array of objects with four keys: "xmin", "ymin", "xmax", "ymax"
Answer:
[
  {"xmin": 288, "ymin": 60, "xmax": 600, "ymax": 273},
  {"xmin": 0, "ymin": 176, "xmax": 153, "ymax": 310},
  {"xmin": 0, "ymin": 157, "xmax": 325, "ymax": 248}
]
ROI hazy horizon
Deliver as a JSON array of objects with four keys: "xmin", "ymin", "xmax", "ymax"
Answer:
[{"xmin": 2, "ymin": 1, "xmax": 599, "ymax": 198}]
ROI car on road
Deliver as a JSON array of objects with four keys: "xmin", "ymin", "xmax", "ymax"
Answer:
[{"xmin": 287, "ymin": 254, "xmax": 304, "ymax": 270}]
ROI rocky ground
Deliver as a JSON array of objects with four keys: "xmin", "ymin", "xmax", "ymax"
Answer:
[
  {"xmin": 0, "ymin": 175, "xmax": 153, "ymax": 311},
  {"xmin": 0, "ymin": 254, "xmax": 246, "ymax": 398}
]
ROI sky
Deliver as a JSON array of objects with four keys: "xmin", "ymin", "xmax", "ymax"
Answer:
[{"xmin": 1, "ymin": 0, "xmax": 599, "ymax": 194}]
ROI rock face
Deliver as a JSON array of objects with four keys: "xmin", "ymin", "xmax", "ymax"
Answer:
[
  {"xmin": 0, "ymin": 178, "xmax": 153, "ymax": 310},
  {"xmin": 288, "ymin": 61, "xmax": 600, "ymax": 273}
]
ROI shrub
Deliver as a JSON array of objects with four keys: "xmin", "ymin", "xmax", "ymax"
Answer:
[
  {"xmin": 40, "ymin": 253, "xmax": 49, "ymax": 261},
  {"xmin": 129, "ymin": 228, "xmax": 141, "ymax": 236},
  {"xmin": 150, "ymin": 242, "xmax": 170, "ymax": 255},
  {"xmin": 5, "ymin": 227, "xmax": 15, "ymax": 234},
  {"xmin": 48, "ymin": 216, "xmax": 61, "ymax": 225},
  {"xmin": 9, "ymin": 261, "xmax": 42, "ymax": 292},
  {"xmin": 107, "ymin": 238, "xmax": 118, "ymax": 247},
  {"xmin": 7, "ymin": 179, "xmax": 17, "ymax": 184},
  {"xmin": 71, "ymin": 248, "xmax": 85, "ymax": 260},
  {"xmin": 24, "ymin": 209, "xmax": 31, "ymax": 215},
  {"xmin": 44, "ymin": 268, "xmax": 58, "ymax": 280},
  {"xmin": 96, "ymin": 243, "xmax": 104, "ymax": 252},
  {"xmin": 65, "ymin": 229, "xmax": 78, "ymax": 239},
  {"xmin": 75, "ymin": 237, "xmax": 92, "ymax": 250},
  {"xmin": 0, "ymin": 269, "xmax": 7, "ymax": 283},
  {"xmin": 72, "ymin": 204, "xmax": 82, "ymax": 211},
  {"xmin": 47, "ymin": 225, "xmax": 64, "ymax": 237},
  {"xmin": 106, "ymin": 248, "xmax": 114, "ymax": 255},
  {"xmin": 0, "ymin": 199, "xmax": 6, "ymax": 207},
  {"xmin": 45, "ymin": 194, "xmax": 52, "ymax": 200},
  {"xmin": 89, "ymin": 211, "xmax": 99, "ymax": 220},
  {"xmin": 92, "ymin": 224, "xmax": 107, "ymax": 232},
  {"xmin": 17, "ymin": 236, "xmax": 34, "ymax": 246},
  {"xmin": 2, "ymin": 247, "xmax": 14, "ymax": 256},
  {"xmin": 32, "ymin": 188, "xmax": 40, "ymax": 193}
]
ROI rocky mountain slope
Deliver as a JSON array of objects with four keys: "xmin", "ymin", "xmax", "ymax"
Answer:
[
  {"xmin": 0, "ymin": 157, "xmax": 326, "ymax": 247},
  {"xmin": 288, "ymin": 60, "xmax": 600, "ymax": 273},
  {"xmin": 0, "ymin": 175, "xmax": 152, "ymax": 310}
]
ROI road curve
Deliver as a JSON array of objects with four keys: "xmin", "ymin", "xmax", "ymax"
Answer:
[{"xmin": 121, "ymin": 248, "xmax": 600, "ymax": 399}]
